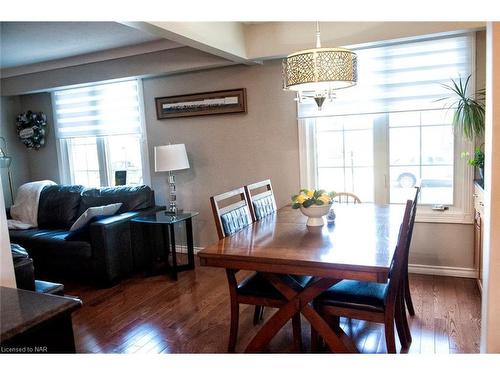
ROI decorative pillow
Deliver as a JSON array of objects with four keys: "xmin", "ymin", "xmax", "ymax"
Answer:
[
  {"xmin": 65, "ymin": 215, "xmax": 109, "ymax": 241},
  {"xmin": 69, "ymin": 203, "xmax": 122, "ymax": 231}
]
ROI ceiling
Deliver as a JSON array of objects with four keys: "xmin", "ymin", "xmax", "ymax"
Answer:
[{"xmin": 0, "ymin": 22, "xmax": 164, "ymax": 69}]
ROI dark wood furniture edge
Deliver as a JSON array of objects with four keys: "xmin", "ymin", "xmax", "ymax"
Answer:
[{"xmin": 0, "ymin": 287, "xmax": 82, "ymax": 343}]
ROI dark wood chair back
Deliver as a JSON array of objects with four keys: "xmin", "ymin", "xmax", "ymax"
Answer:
[
  {"xmin": 332, "ymin": 192, "xmax": 361, "ymax": 204},
  {"xmin": 210, "ymin": 187, "xmax": 253, "ymax": 240},
  {"xmin": 407, "ymin": 186, "xmax": 420, "ymax": 249},
  {"xmin": 244, "ymin": 179, "xmax": 277, "ymax": 222},
  {"xmin": 385, "ymin": 199, "xmax": 414, "ymax": 307}
]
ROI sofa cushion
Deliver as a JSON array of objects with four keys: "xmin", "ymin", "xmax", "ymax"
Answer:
[
  {"xmin": 316, "ymin": 280, "xmax": 389, "ymax": 312},
  {"xmin": 238, "ymin": 273, "xmax": 313, "ymax": 299},
  {"xmin": 37, "ymin": 185, "xmax": 85, "ymax": 229},
  {"xmin": 79, "ymin": 185, "xmax": 154, "ymax": 216},
  {"xmin": 9, "ymin": 228, "xmax": 92, "ymax": 258}
]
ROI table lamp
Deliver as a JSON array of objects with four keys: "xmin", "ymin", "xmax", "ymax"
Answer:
[
  {"xmin": 0, "ymin": 136, "xmax": 14, "ymax": 205},
  {"xmin": 154, "ymin": 144, "xmax": 190, "ymax": 214}
]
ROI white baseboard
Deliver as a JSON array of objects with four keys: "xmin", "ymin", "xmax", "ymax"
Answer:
[
  {"xmin": 183, "ymin": 248, "xmax": 478, "ymax": 279},
  {"xmin": 408, "ymin": 264, "xmax": 478, "ymax": 279}
]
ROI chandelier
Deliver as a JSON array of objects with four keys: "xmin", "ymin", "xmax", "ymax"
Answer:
[{"xmin": 282, "ymin": 22, "xmax": 358, "ymax": 110}]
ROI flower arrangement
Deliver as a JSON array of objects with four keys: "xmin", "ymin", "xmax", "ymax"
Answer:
[{"xmin": 291, "ymin": 189, "xmax": 336, "ymax": 209}]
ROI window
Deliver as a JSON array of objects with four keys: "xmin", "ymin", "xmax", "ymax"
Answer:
[
  {"xmin": 298, "ymin": 34, "xmax": 475, "ymax": 223},
  {"xmin": 389, "ymin": 109, "xmax": 454, "ymax": 205},
  {"xmin": 316, "ymin": 115, "xmax": 375, "ymax": 202},
  {"xmin": 53, "ymin": 79, "xmax": 149, "ymax": 187}
]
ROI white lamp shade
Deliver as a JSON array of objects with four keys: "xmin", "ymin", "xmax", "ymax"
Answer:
[{"xmin": 154, "ymin": 144, "xmax": 190, "ymax": 172}]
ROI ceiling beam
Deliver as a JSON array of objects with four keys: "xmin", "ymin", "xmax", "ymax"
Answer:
[{"xmin": 122, "ymin": 22, "xmax": 258, "ymax": 65}]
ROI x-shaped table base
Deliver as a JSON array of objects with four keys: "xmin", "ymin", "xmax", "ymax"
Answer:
[{"xmin": 244, "ymin": 273, "xmax": 358, "ymax": 353}]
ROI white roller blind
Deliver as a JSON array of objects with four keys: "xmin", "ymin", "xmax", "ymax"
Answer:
[
  {"xmin": 53, "ymin": 80, "xmax": 142, "ymax": 138},
  {"xmin": 298, "ymin": 34, "xmax": 473, "ymax": 118}
]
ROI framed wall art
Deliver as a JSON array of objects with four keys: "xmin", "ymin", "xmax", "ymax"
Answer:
[{"xmin": 155, "ymin": 88, "xmax": 247, "ymax": 119}]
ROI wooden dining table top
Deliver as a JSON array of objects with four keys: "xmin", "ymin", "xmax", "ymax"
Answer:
[{"xmin": 198, "ymin": 203, "xmax": 406, "ymax": 283}]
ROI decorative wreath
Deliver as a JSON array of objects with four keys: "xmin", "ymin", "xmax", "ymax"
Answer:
[{"xmin": 16, "ymin": 111, "xmax": 47, "ymax": 150}]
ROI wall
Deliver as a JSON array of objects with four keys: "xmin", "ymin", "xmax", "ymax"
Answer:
[
  {"xmin": 0, "ymin": 96, "xmax": 30, "ymax": 205},
  {"xmin": 18, "ymin": 93, "xmax": 60, "ymax": 183},
  {"xmin": 1, "ymin": 37, "xmax": 483, "ymax": 274},
  {"xmin": 481, "ymin": 21, "xmax": 500, "ymax": 353},
  {"xmin": 142, "ymin": 61, "xmax": 299, "ymax": 246},
  {"xmin": 142, "ymin": 61, "xmax": 475, "ymax": 272}
]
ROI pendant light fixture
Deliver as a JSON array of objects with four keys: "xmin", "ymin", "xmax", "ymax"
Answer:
[{"xmin": 282, "ymin": 22, "xmax": 358, "ymax": 110}]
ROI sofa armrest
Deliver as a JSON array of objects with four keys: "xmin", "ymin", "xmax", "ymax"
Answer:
[
  {"xmin": 88, "ymin": 211, "xmax": 141, "ymax": 285},
  {"xmin": 93, "ymin": 211, "xmax": 138, "ymax": 226}
]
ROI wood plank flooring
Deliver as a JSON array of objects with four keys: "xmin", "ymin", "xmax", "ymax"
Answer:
[{"xmin": 64, "ymin": 256, "xmax": 481, "ymax": 354}]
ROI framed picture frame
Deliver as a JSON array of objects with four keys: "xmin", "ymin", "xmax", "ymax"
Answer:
[{"xmin": 155, "ymin": 88, "xmax": 247, "ymax": 119}]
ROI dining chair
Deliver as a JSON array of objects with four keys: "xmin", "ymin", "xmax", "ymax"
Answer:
[
  {"xmin": 311, "ymin": 199, "xmax": 414, "ymax": 353},
  {"xmin": 332, "ymin": 192, "xmax": 361, "ymax": 204},
  {"xmin": 244, "ymin": 179, "xmax": 277, "ymax": 322},
  {"xmin": 244, "ymin": 179, "xmax": 277, "ymax": 222},
  {"xmin": 210, "ymin": 187, "xmax": 308, "ymax": 352},
  {"xmin": 403, "ymin": 186, "xmax": 420, "ymax": 317}
]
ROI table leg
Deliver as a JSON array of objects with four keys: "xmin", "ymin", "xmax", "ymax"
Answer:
[
  {"xmin": 169, "ymin": 224, "xmax": 178, "ymax": 281},
  {"xmin": 244, "ymin": 274, "xmax": 358, "ymax": 353},
  {"xmin": 161, "ymin": 224, "xmax": 172, "ymax": 275},
  {"xmin": 185, "ymin": 218, "xmax": 195, "ymax": 270}
]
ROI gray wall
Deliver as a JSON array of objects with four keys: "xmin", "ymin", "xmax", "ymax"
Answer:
[
  {"xmin": 0, "ymin": 42, "xmax": 482, "ymax": 273},
  {"xmin": 18, "ymin": 93, "xmax": 60, "ymax": 183},
  {"xmin": 142, "ymin": 61, "xmax": 300, "ymax": 246},
  {"xmin": 0, "ymin": 96, "xmax": 29, "ymax": 204}
]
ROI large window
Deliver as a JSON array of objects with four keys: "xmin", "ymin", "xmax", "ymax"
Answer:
[
  {"xmin": 316, "ymin": 115, "xmax": 375, "ymax": 202},
  {"xmin": 53, "ymin": 79, "xmax": 149, "ymax": 187},
  {"xmin": 298, "ymin": 33, "xmax": 475, "ymax": 222}
]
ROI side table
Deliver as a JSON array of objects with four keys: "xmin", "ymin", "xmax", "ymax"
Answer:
[{"xmin": 131, "ymin": 211, "xmax": 199, "ymax": 281}]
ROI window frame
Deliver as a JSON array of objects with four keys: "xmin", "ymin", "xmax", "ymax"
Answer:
[
  {"xmin": 52, "ymin": 78, "xmax": 151, "ymax": 188},
  {"xmin": 297, "ymin": 33, "xmax": 476, "ymax": 224}
]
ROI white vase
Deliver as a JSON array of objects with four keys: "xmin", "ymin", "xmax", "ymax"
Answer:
[{"xmin": 299, "ymin": 204, "xmax": 332, "ymax": 226}]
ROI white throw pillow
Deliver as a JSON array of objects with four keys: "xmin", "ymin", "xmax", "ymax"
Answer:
[{"xmin": 70, "ymin": 203, "xmax": 122, "ymax": 231}]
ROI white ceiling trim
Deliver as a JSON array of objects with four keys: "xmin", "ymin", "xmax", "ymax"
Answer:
[
  {"xmin": 1, "ymin": 39, "xmax": 182, "ymax": 78},
  {"xmin": 122, "ymin": 21, "xmax": 260, "ymax": 65}
]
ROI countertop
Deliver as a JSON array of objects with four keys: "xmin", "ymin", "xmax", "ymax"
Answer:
[{"xmin": 0, "ymin": 287, "xmax": 82, "ymax": 343}]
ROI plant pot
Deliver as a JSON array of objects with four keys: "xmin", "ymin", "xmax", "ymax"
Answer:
[
  {"xmin": 478, "ymin": 166, "xmax": 484, "ymax": 181},
  {"xmin": 299, "ymin": 204, "xmax": 332, "ymax": 226}
]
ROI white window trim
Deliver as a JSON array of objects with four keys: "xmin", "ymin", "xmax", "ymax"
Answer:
[
  {"xmin": 52, "ymin": 78, "xmax": 151, "ymax": 187},
  {"xmin": 297, "ymin": 34, "xmax": 477, "ymax": 225}
]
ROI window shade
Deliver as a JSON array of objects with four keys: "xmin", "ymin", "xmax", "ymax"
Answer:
[
  {"xmin": 298, "ymin": 34, "xmax": 473, "ymax": 118},
  {"xmin": 53, "ymin": 80, "xmax": 142, "ymax": 138}
]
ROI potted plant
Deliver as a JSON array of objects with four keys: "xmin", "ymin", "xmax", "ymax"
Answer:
[
  {"xmin": 440, "ymin": 74, "xmax": 485, "ymax": 141},
  {"xmin": 292, "ymin": 189, "xmax": 336, "ymax": 226},
  {"xmin": 462, "ymin": 146, "xmax": 485, "ymax": 180}
]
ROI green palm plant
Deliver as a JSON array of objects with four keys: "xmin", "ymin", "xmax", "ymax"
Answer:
[{"xmin": 439, "ymin": 74, "xmax": 485, "ymax": 141}]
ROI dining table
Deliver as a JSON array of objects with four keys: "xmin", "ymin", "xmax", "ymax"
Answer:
[{"xmin": 197, "ymin": 203, "xmax": 406, "ymax": 353}]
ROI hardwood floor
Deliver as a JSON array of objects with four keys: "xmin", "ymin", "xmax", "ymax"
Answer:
[{"xmin": 65, "ymin": 255, "xmax": 481, "ymax": 354}]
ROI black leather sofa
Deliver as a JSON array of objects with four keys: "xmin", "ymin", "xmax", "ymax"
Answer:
[
  {"xmin": 9, "ymin": 184, "xmax": 158, "ymax": 286},
  {"xmin": 12, "ymin": 243, "xmax": 64, "ymax": 295}
]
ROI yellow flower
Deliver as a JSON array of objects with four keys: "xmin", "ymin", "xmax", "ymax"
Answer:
[
  {"xmin": 318, "ymin": 195, "xmax": 331, "ymax": 204},
  {"xmin": 306, "ymin": 190, "xmax": 314, "ymax": 198},
  {"xmin": 295, "ymin": 195, "xmax": 306, "ymax": 204}
]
